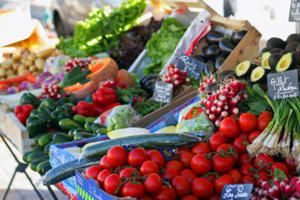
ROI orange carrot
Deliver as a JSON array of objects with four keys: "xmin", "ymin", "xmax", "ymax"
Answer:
[
  {"xmin": 26, "ymin": 73, "xmax": 37, "ymax": 83},
  {"xmin": 0, "ymin": 73, "xmax": 34, "ymax": 84}
]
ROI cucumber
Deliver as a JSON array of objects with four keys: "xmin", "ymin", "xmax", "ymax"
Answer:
[
  {"xmin": 25, "ymin": 151, "xmax": 47, "ymax": 163},
  {"xmin": 30, "ymin": 157, "xmax": 49, "ymax": 171},
  {"xmin": 73, "ymin": 132, "xmax": 94, "ymax": 141},
  {"xmin": 82, "ymin": 133, "xmax": 200, "ymax": 160},
  {"xmin": 41, "ymin": 163, "xmax": 52, "ymax": 175},
  {"xmin": 59, "ymin": 118, "xmax": 81, "ymax": 130},
  {"xmin": 23, "ymin": 146, "xmax": 44, "ymax": 162},
  {"xmin": 68, "ymin": 128, "xmax": 86, "ymax": 137},
  {"xmin": 37, "ymin": 160, "xmax": 50, "ymax": 174},
  {"xmin": 44, "ymin": 141, "xmax": 54, "ymax": 153},
  {"xmin": 73, "ymin": 114, "xmax": 86, "ymax": 126},
  {"xmin": 95, "ymin": 128, "xmax": 107, "ymax": 135},
  {"xmin": 85, "ymin": 117, "xmax": 96, "ymax": 123},
  {"xmin": 43, "ymin": 158, "xmax": 99, "ymax": 185},
  {"xmin": 38, "ymin": 133, "xmax": 53, "ymax": 147},
  {"xmin": 34, "ymin": 133, "xmax": 46, "ymax": 144},
  {"xmin": 91, "ymin": 123, "xmax": 105, "ymax": 133},
  {"xmin": 53, "ymin": 132, "xmax": 73, "ymax": 143},
  {"xmin": 84, "ymin": 121, "xmax": 94, "ymax": 132}
]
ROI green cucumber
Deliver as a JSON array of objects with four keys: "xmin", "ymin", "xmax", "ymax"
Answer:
[
  {"xmin": 73, "ymin": 114, "xmax": 86, "ymax": 126},
  {"xmin": 91, "ymin": 123, "xmax": 105, "ymax": 133},
  {"xmin": 38, "ymin": 133, "xmax": 53, "ymax": 147},
  {"xmin": 44, "ymin": 141, "xmax": 55, "ymax": 153},
  {"xmin": 68, "ymin": 128, "xmax": 86, "ymax": 137},
  {"xmin": 73, "ymin": 132, "xmax": 94, "ymax": 141},
  {"xmin": 53, "ymin": 132, "xmax": 73, "ymax": 143},
  {"xmin": 59, "ymin": 118, "xmax": 81, "ymax": 130},
  {"xmin": 40, "ymin": 163, "xmax": 52, "ymax": 175},
  {"xmin": 25, "ymin": 151, "xmax": 47, "ymax": 163},
  {"xmin": 85, "ymin": 117, "xmax": 96, "ymax": 123},
  {"xmin": 95, "ymin": 128, "xmax": 107, "ymax": 135},
  {"xmin": 82, "ymin": 133, "xmax": 200, "ymax": 160},
  {"xmin": 43, "ymin": 158, "xmax": 99, "ymax": 185},
  {"xmin": 30, "ymin": 157, "xmax": 49, "ymax": 171},
  {"xmin": 34, "ymin": 133, "xmax": 46, "ymax": 144},
  {"xmin": 23, "ymin": 146, "xmax": 43, "ymax": 162},
  {"xmin": 84, "ymin": 121, "xmax": 94, "ymax": 132},
  {"xmin": 37, "ymin": 160, "xmax": 50, "ymax": 174}
]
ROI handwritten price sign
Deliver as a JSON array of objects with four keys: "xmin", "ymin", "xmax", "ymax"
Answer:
[
  {"xmin": 153, "ymin": 81, "xmax": 173, "ymax": 103},
  {"xmin": 220, "ymin": 184, "xmax": 253, "ymax": 200}
]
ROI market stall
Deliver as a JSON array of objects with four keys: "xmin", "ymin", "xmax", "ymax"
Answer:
[{"xmin": 1, "ymin": 0, "xmax": 300, "ymax": 199}]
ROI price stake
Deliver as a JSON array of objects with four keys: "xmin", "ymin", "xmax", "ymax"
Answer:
[
  {"xmin": 177, "ymin": 55, "xmax": 206, "ymax": 80},
  {"xmin": 289, "ymin": 0, "xmax": 300, "ymax": 22},
  {"xmin": 153, "ymin": 81, "xmax": 173, "ymax": 103},
  {"xmin": 267, "ymin": 69, "xmax": 299, "ymax": 100},
  {"xmin": 220, "ymin": 184, "xmax": 253, "ymax": 200}
]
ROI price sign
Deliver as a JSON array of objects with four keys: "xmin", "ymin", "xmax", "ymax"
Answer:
[
  {"xmin": 220, "ymin": 184, "xmax": 253, "ymax": 200},
  {"xmin": 267, "ymin": 69, "xmax": 299, "ymax": 100},
  {"xmin": 289, "ymin": 0, "xmax": 300, "ymax": 22},
  {"xmin": 177, "ymin": 55, "xmax": 206, "ymax": 80},
  {"xmin": 153, "ymin": 81, "xmax": 173, "ymax": 103}
]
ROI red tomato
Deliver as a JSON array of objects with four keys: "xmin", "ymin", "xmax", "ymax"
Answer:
[
  {"xmin": 254, "ymin": 154, "xmax": 274, "ymax": 170},
  {"xmin": 192, "ymin": 178, "xmax": 213, "ymax": 198},
  {"xmin": 255, "ymin": 171, "xmax": 269, "ymax": 186},
  {"xmin": 241, "ymin": 175, "xmax": 255, "ymax": 184},
  {"xmin": 140, "ymin": 160, "xmax": 159, "ymax": 175},
  {"xmin": 85, "ymin": 165, "xmax": 102, "ymax": 180},
  {"xmin": 144, "ymin": 173, "xmax": 162, "ymax": 193},
  {"xmin": 238, "ymin": 113, "xmax": 257, "ymax": 133},
  {"xmin": 104, "ymin": 174, "xmax": 122, "ymax": 195},
  {"xmin": 141, "ymin": 195, "xmax": 152, "ymax": 200},
  {"xmin": 216, "ymin": 131, "xmax": 233, "ymax": 143},
  {"xmin": 219, "ymin": 117, "xmax": 240, "ymax": 138},
  {"xmin": 153, "ymin": 185, "xmax": 176, "ymax": 200},
  {"xmin": 233, "ymin": 136, "xmax": 249, "ymax": 153},
  {"xmin": 209, "ymin": 194, "xmax": 220, "ymax": 200},
  {"xmin": 182, "ymin": 195, "xmax": 198, "ymax": 200},
  {"xmin": 191, "ymin": 142, "xmax": 211, "ymax": 154},
  {"xmin": 212, "ymin": 153, "xmax": 234, "ymax": 174},
  {"xmin": 240, "ymin": 164, "xmax": 255, "ymax": 176},
  {"xmin": 128, "ymin": 148, "xmax": 148, "ymax": 167},
  {"xmin": 148, "ymin": 150, "xmax": 165, "ymax": 167},
  {"xmin": 106, "ymin": 146, "xmax": 127, "ymax": 167},
  {"xmin": 257, "ymin": 114, "xmax": 272, "ymax": 131},
  {"xmin": 260, "ymin": 111, "xmax": 273, "ymax": 117},
  {"xmin": 217, "ymin": 144, "xmax": 238, "ymax": 163},
  {"xmin": 99, "ymin": 155, "xmax": 112, "ymax": 169},
  {"xmin": 119, "ymin": 168, "xmax": 140, "ymax": 178},
  {"xmin": 229, "ymin": 169, "xmax": 242, "ymax": 184},
  {"xmin": 176, "ymin": 147, "xmax": 190, "ymax": 155},
  {"xmin": 181, "ymin": 151, "xmax": 194, "ymax": 168},
  {"xmin": 214, "ymin": 174, "xmax": 233, "ymax": 194},
  {"xmin": 271, "ymin": 162, "xmax": 289, "ymax": 177},
  {"xmin": 122, "ymin": 181, "xmax": 144, "ymax": 198},
  {"xmin": 284, "ymin": 158, "xmax": 297, "ymax": 173},
  {"xmin": 239, "ymin": 132, "xmax": 249, "ymax": 139},
  {"xmin": 239, "ymin": 153, "xmax": 252, "ymax": 166},
  {"xmin": 248, "ymin": 131, "xmax": 260, "ymax": 143},
  {"xmin": 180, "ymin": 169, "xmax": 197, "ymax": 183},
  {"xmin": 190, "ymin": 154, "xmax": 211, "ymax": 175},
  {"xmin": 162, "ymin": 168, "xmax": 179, "ymax": 180},
  {"xmin": 171, "ymin": 176, "xmax": 190, "ymax": 197},
  {"xmin": 209, "ymin": 134, "xmax": 225, "ymax": 151},
  {"xmin": 165, "ymin": 160, "xmax": 183, "ymax": 172},
  {"xmin": 97, "ymin": 169, "xmax": 111, "ymax": 187}
]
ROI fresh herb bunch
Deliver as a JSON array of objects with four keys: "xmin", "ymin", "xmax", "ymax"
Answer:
[
  {"xmin": 58, "ymin": 0, "xmax": 146, "ymax": 57},
  {"xmin": 134, "ymin": 100, "xmax": 166, "ymax": 116},
  {"xmin": 116, "ymin": 87, "xmax": 148, "ymax": 104}
]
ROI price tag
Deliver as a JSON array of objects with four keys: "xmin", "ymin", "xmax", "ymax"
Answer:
[
  {"xmin": 153, "ymin": 81, "xmax": 173, "ymax": 103},
  {"xmin": 267, "ymin": 69, "xmax": 299, "ymax": 100},
  {"xmin": 177, "ymin": 55, "xmax": 206, "ymax": 80},
  {"xmin": 289, "ymin": 0, "xmax": 300, "ymax": 22},
  {"xmin": 220, "ymin": 184, "xmax": 253, "ymax": 200}
]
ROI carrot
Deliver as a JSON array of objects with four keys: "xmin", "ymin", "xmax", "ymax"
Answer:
[
  {"xmin": 26, "ymin": 73, "xmax": 37, "ymax": 83},
  {"xmin": 0, "ymin": 83, "xmax": 10, "ymax": 90},
  {"xmin": 0, "ymin": 73, "xmax": 34, "ymax": 84}
]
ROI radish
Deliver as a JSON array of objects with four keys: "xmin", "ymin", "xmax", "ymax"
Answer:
[
  {"xmin": 206, "ymin": 101, "xmax": 212, "ymax": 109},
  {"xmin": 217, "ymin": 101, "xmax": 224, "ymax": 107},
  {"xmin": 229, "ymin": 97, "xmax": 238, "ymax": 107},
  {"xmin": 224, "ymin": 105, "xmax": 229, "ymax": 111},
  {"xmin": 206, "ymin": 109, "xmax": 211, "ymax": 115},
  {"xmin": 210, "ymin": 106, "xmax": 217, "ymax": 113},
  {"xmin": 231, "ymin": 107, "xmax": 239, "ymax": 115},
  {"xmin": 215, "ymin": 119, "xmax": 221, "ymax": 127},
  {"xmin": 262, "ymin": 181, "xmax": 272, "ymax": 190},
  {"xmin": 295, "ymin": 181, "xmax": 300, "ymax": 194},
  {"xmin": 216, "ymin": 107, "xmax": 222, "ymax": 114},
  {"xmin": 285, "ymin": 185, "xmax": 293, "ymax": 196},
  {"xmin": 221, "ymin": 111, "xmax": 229, "ymax": 118},
  {"xmin": 274, "ymin": 179, "xmax": 281, "ymax": 186},
  {"xmin": 235, "ymin": 95, "xmax": 241, "ymax": 102},
  {"xmin": 241, "ymin": 93, "xmax": 248, "ymax": 99},
  {"xmin": 209, "ymin": 114, "xmax": 216, "ymax": 121}
]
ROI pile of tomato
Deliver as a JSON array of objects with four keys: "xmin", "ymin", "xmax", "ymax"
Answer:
[{"xmin": 83, "ymin": 112, "xmax": 297, "ymax": 199}]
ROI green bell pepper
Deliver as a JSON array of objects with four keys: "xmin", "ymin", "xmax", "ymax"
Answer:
[
  {"xmin": 39, "ymin": 98, "xmax": 57, "ymax": 111},
  {"xmin": 20, "ymin": 92, "xmax": 41, "ymax": 108},
  {"xmin": 26, "ymin": 116, "xmax": 47, "ymax": 138},
  {"xmin": 37, "ymin": 106, "xmax": 52, "ymax": 127},
  {"xmin": 57, "ymin": 94, "xmax": 76, "ymax": 106},
  {"xmin": 51, "ymin": 105, "xmax": 73, "ymax": 125}
]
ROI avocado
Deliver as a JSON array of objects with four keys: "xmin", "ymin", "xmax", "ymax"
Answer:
[
  {"xmin": 286, "ymin": 34, "xmax": 300, "ymax": 44},
  {"xmin": 232, "ymin": 30, "xmax": 247, "ymax": 44},
  {"xmin": 206, "ymin": 31, "xmax": 224, "ymax": 44},
  {"xmin": 204, "ymin": 45, "xmax": 220, "ymax": 59},
  {"xmin": 285, "ymin": 42, "xmax": 299, "ymax": 52},
  {"xmin": 219, "ymin": 38, "xmax": 235, "ymax": 54},
  {"xmin": 261, "ymin": 52, "xmax": 272, "ymax": 70},
  {"xmin": 235, "ymin": 60, "xmax": 254, "ymax": 78},
  {"xmin": 269, "ymin": 48, "xmax": 282, "ymax": 54},
  {"xmin": 215, "ymin": 55, "xmax": 226, "ymax": 69},
  {"xmin": 268, "ymin": 53, "xmax": 282, "ymax": 70},
  {"xmin": 280, "ymin": 50, "xmax": 290, "ymax": 55},
  {"xmin": 250, "ymin": 66, "xmax": 266, "ymax": 84},
  {"xmin": 293, "ymin": 51, "xmax": 300, "ymax": 65},
  {"xmin": 267, "ymin": 37, "xmax": 286, "ymax": 49},
  {"xmin": 261, "ymin": 47, "xmax": 271, "ymax": 54},
  {"xmin": 275, "ymin": 52, "xmax": 293, "ymax": 72}
]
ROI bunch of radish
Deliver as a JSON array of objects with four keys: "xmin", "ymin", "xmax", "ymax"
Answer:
[
  {"xmin": 199, "ymin": 76, "xmax": 247, "ymax": 127},
  {"xmin": 64, "ymin": 57, "xmax": 91, "ymax": 72},
  {"xmin": 251, "ymin": 177, "xmax": 300, "ymax": 200},
  {"xmin": 162, "ymin": 64, "xmax": 190, "ymax": 88},
  {"xmin": 39, "ymin": 82, "xmax": 68, "ymax": 100}
]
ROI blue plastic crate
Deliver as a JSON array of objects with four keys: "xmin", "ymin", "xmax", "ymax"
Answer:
[{"xmin": 50, "ymin": 136, "xmax": 109, "ymax": 197}]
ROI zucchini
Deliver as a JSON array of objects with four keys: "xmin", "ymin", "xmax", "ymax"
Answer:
[
  {"xmin": 68, "ymin": 128, "xmax": 86, "ymax": 137},
  {"xmin": 37, "ymin": 160, "xmax": 50, "ymax": 174},
  {"xmin": 25, "ymin": 151, "xmax": 47, "ymax": 163},
  {"xmin": 43, "ymin": 158, "xmax": 99, "ymax": 185},
  {"xmin": 38, "ymin": 133, "xmax": 53, "ymax": 147},
  {"xmin": 73, "ymin": 114, "xmax": 86, "ymax": 127},
  {"xmin": 34, "ymin": 133, "xmax": 47, "ymax": 144},
  {"xmin": 84, "ymin": 121, "xmax": 94, "ymax": 132},
  {"xmin": 30, "ymin": 157, "xmax": 49, "ymax": 171},
  {"xmin": 85, "ymin": 117, "xmax": 96, "ymax": 123},
  {"xmin": 41, "ymin": 163, "xmax": 52, "ymax": 175},
  {"xmin": 59, "ymin": 118, "xmax": 81, "ymax": 130},
  {"xmin": 82, "ymin": 133, "xmax": 200, "ymax": 160},
  {"xmin": 44, "ymin": 141, "xmax": 55, "ymax": 153},
  {"xmin": 95, "ymin": 128, "xmax": 107, "ymax": 135},
  {"xmin": 23, "ymin": 146, "xmax": 43, "ymax": 162},
  {"xmin": 53, "ymin": 132, "xmax": 73, "ymax": 143}
]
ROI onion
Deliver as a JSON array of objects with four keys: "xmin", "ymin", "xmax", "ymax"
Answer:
[
  {"xmin": 43, "ymin": 76, "xmax": 56, "ymax": 85},
  {"xmin": 32, "ymin": 83, "xmax": 41, "ymax": 89},
  {"xmin": 7, "ymin": 87, "xmax": 18, "ymax": 94},
  {"xmin": 36, "ymin": 72, "xmax": 52, "ymax": 82},
  {"xmin": 19, "ymin": 81, "xmax": 31, "ymax": 91}
]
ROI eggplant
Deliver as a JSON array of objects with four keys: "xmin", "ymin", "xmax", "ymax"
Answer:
[
  {"xmin": 204, "ymin": 45, "xmax": 220, "ymax": 59},
  {"xmin": 219, "ymin": 38, "xmax": 235, "ymax": 54},
  {"xmin": 193, "ymin": 55, "xmax": 206, "ymax": 62},
  {"xmin": 232, "ymin": 30, "xmax": 247, "ymax": 44},
  {"xmin": 139, "ymin": 74, "xmax": 159, "ymax": 94},
  {"xmin": 206, "ymin": 31, "xmax": 224, "ymax": 44},
  {"xmin": 215, "ymin": 55, "xmax": 226, "ymax": 69}
]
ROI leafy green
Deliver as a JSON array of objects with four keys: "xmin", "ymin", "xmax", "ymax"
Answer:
[
  {"xmin": 116, "ymin": 87, "xmax": 148, "ymax": 104},
  {"xmin": 143, "ymin": 18, "xmax": 187, "ymax": 75},
  {"xmin": 57, "ymin": 0, "xmax": 146, "ymax": 57},
  {"xmin": 134, "ymin": 100, "xmax": 166, "ymax": 116},
  {"xmin": 60, "ymin": 66, "xmax": 91, "ymax": 88},
  {"xmin": 274, "ymin": 168, "xmax": 287, "ymax": 181}
]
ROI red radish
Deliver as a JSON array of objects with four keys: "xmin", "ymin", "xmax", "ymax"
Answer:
[
  {"xmin": 241, "ymin": 93, "xmax": 248, "ymax": 99},
  {"xmin": 215, "ymin": 119, "xmax": 221, "ymax": 127},
  {"xmin": 206, "ymin": 101, "xmax": 212, "ymax": 109},
  {"xmin": 296, "ymin": 181, "xmax": 300, "ymax": 194},
  {"xmin": 206, "ymin": 110, "xmax": 211, "ymax": 115},
  {"xmin": 211, "ymin": 106, "xmax": 216, "ymax": 113},
  {"xmin": 216, "ymin": 107, "xmax": 222, "ymax": 114},
  {"xmin": 224, "ymin": 105, "xmax": 229, "ymax": 111},
  {"xmin": 231, "ymin": 107, "xmax": 239, "ymax": 115},
  {"xmin": 262, "ymin": 181, "xmax": 271, "ymax": 190},
  {"xmin": 217, "ymin": 101, "xmax": 224, "ymax": 107},
  {"xmin": 209, "ymin": 114, "xmax": 216, "ymax": 121},
  {"xmin": 235, "ymin": 95, "xmax": 241, "ymax": 102},
  {"xmin": 229, "ymin": 97, "xmax": 238, "ymax": 107}
]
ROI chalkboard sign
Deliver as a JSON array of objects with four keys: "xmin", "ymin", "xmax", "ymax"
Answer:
[
  {"xmin": 153, "ymin": 81, "xmax": 173, "ymax": 103},
  {"xmin": 177, "ymin": 55, "xmax": 206, "ymax": 80},
  {"xmin": 220, "ymin": 184, "xmax": 253, "ymax": 200},
  {"xmin": 289, "ymin": 0, "xmax": 300, "ymax": 22},
  {"xmin": 267, "ymin": 69, "xmax": 299, "ymax": 100}
]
